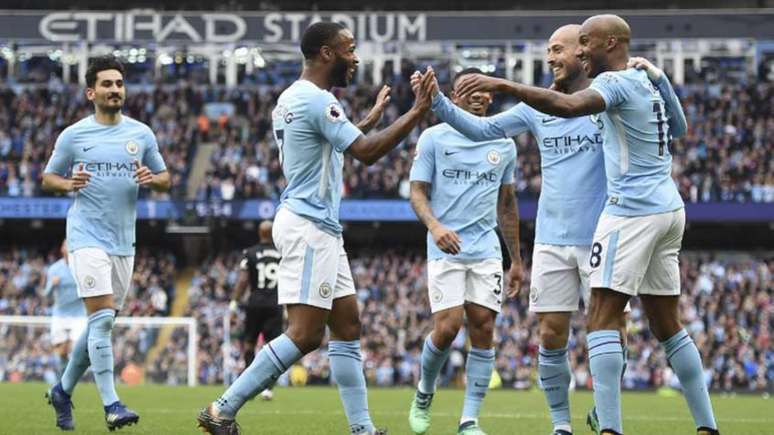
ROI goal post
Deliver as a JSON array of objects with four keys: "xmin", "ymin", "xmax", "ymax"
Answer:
[{"xmin": 0, "ymin": 315, "xmax": 198, "ymax": 387}]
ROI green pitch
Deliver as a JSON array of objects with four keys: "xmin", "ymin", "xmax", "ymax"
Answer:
[{"xmin": 1, "ymin": 383, "xmax": 770, "ymax": 434}]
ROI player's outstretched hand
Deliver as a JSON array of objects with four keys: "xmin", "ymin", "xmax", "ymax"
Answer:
[
  {"xmin": 454, "ymin": 73, "xmax": 504, "ymax": 99},
  {"xmin": 430, "ymin": 223, "xmax": 462, "ymax": 255},
  {"xmin": 410, "ymin": 68, "xmax": 439, "ymax": 98},
  {"xmin": 627, "ymin": 56, "xmax": 663, "ymax": 81},
  {"xmin": 412, "ymin": 66, "xmax": 436, "ymax": 113},
  {"xmin": 505, "ymin": 260, "xmax": 524, "ymax": 298},
  {"xmin": 363, "ymin": 85, "xmax": 391, "ymax": 126},
  {"xmin": 228, "ymin": 300, "xmax": 238, "ymax": 313},
  {"xmin": 70, "ymin": 163, "xmax": 91, "ymax": 192},
  {"xmin": 134, "ymin": 159, "xmax": 154, "ymax": 186}
]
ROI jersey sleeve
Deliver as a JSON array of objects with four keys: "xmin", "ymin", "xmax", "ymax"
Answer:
[
  {"xmin": 313, "ymin": 92, "xmax": 363, "ymax": 153},
  {"xmin": 142, "ymin": 128, "xmax": 167, "ymax": 173},
  {"xmin": 653, "ymin": 75, "xmax": 688, "ymax": 138},
  {"xmin": 501, "ymin": 142, "xmax": 517, "ymax": 185},
  {"xmin": 44, "ymin": 128, "xmax": 74, "ymax": 175},
  {"xmin": 431, "ymin": 93, "xmax": 531, "ymax": 140},
  {"xmin": 408, "ymin": 131, "xmax": 436, "ymax": 183},
  {"xmin": 589, "ymin": 72, "xmax": 627, "ymax": 109}
]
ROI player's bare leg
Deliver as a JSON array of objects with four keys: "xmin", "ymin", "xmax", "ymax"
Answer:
[
  {"xmin": 640, "ymin": 295, "xmax": 719, "ymax": 434},
  {"xmin": 457, "ymin": 303, "xmax": 497, "ymax": 435},
  {"xmin": 409, "ymin": 306, "xmax": 464, "ymax": 434}
]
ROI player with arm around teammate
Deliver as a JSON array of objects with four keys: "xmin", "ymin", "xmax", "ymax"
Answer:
[
  {"xmin": 407, "ymin": 67, "xmax": 523, "ymax": 435},
  {"xmin": 229, "ymin": 220, "xmax": 282, "ymax": 401},
  {"xmin": 42, "ymin": 55, "xmax": 170, "ymax": 432},
  {"xmin": 196, "ymin": 21, "xmax": 436, "ymax": 435},
  {"xmin": 44, "ymin": 240, "xmax": 87, "ymax": 381},
  {"xmin": 420, "ymin": 24, "xmax": 634, "ymax": 435},
  {"xmin": 453, "ymin": 14, "xmax": 718, "ymax": 435}
]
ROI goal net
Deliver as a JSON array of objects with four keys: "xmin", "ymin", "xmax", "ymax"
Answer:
[{"xmin": 0, "ymin": 315, "xmax": 198, "ymax": 386}]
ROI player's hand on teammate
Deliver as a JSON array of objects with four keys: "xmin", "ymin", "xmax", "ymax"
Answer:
[
  {"xmin": 411, "ymin": 66, "xmax": 437, "ymax": 112},
  {"xmin": 505, "ymin": 259, "xmax": 524, "ymax": 298},
  {"xmin": 70, "ymin": 163, "xmax": 91, "ymax": 192},
  {"xmin": 454, "ymin": 74, "xmax": 505, "ymax": 99},
  {"xmin": 627, "ymin": 56, "xmax": 663, "ymax": 81},
  {"xmin": 429, "ymin": 223, "xmax": 462, "ymax": 255},
  {"xmin": 133, "ymin": 159, "xmax": 154, "ymax": 187}
]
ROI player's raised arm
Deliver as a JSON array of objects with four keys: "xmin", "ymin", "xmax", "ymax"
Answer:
[
  {"xmin": 628, "ymin": 56, "xmax": 688, "ymax": 138},
  {"xmin": 347, "ymin": 68, "xmax": 435, "ymax": 165},
  {"xmin": 355, "ymin": 85, "xmax": 391, "ymax": 134},
  {"xmin": 455, "ymin": 73, "xmax": 606, "ymax": 118}
]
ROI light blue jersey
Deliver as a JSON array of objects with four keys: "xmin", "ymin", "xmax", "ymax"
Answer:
[
  {"xmin": 44, "ymin": 259, "xmax": 86, "ymax": 318},
  {"xmin": 44, "ymin": 115, "xmax": 166, "ymax": 256},
  {"xmin": 272, "ymin": 80, "xmax": 363, "ymax": 235},
  {"xmin": 589, "ymin": 69, "xmax": 686, "ymax": 216},
  {"xmin": 409, "ymin": 123, "xmax": 516, "ymax": 261},
  {"xmin": 432, "ymin": 94, "xmax": 606, "ymax": 246}
]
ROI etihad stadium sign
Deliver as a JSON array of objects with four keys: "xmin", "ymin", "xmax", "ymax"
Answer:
[{"xmin": 0, "ymin": 10, "xmax": 773, "ymax": 44}]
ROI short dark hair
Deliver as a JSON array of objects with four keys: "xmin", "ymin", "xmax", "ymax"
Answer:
[
  {"xmin": 301, "ymin": 22, "xmax": 346, "ymax": 60},
  {"xmin": 452, "ymin": 67, "xmax": 485, "ymax": 89},
  {"xmin": 85, "ymin": 55, "xmax": 125, "ymax": 88}
]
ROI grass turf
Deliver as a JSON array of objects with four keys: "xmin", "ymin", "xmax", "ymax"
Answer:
[{"xmin": 1, "ymin": 382, "xmax": 770, "ymax": 434}]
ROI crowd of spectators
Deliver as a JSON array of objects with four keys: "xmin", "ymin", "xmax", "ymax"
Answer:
[
  {"xmin": 1, "ymin": 76, "xmax": 772, "ymax": 203},
  {"xmin": 193, "ymin": 249, "xmax": 773, "ymax": 392},
  {"xmin": 0, "ymin": 246, "xmax": 178, "ymax": 383},
  {"xmin": 1, "ymin": 243, "xmax": 771, "ymax": 391}
]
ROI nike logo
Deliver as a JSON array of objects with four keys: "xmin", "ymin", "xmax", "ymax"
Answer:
[
  {"xmin": 444, "ymin": 150, "xmax": 460, "ymax": 156},
  {"xmin": 541, "ymin": 117, "xmax": 556, "ymax": 124},
  {"xmin": 83, "ymin": 146, "xmax": 97, "ymax": 152}
]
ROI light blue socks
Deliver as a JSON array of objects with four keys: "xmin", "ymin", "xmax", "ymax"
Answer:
[
  {"xmin": 662, "ymin": 329, "xmax": 718, "ymax": 430},
  {"xmin": 87, "ymin": 309, "xmax": 119, "ymax": 406},
  {"xmin": 461, "ymin": 347, "xmax": 495, "ymax": 423},
  {"xmin": 538, "ymin": 346, "xmax": 572, "ymax": 431},
  {"xmin": 215, "ymin": 334, "xmax": 301, "ymax": 418},
  {"xmin": 329, "ymin": 340, "xmax": 375, "ymax": 434},
  {"xmin": 60, "ymin": 326, "xmax": 89, "ymax": 395},
  {"xmin": 418, "ymin": 334, "xmax": 451, "ymax": 394},
  {"xmin": 588, "ymin": 330, "xmax": 624, "ymax": 434}
]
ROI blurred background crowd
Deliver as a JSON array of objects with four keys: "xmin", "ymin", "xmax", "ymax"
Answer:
[
  {"xmin": 0, "ymin": 75, "xmax": 772, "ymax": 203},
  {"xmin": 2, "ymin": 245, "xmax": 771, "ymax": 393}
]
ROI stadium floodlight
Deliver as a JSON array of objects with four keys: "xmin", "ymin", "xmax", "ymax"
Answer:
[{"xmin": 0, "ymin": 315, "xmax": 198, "ymax": 387}]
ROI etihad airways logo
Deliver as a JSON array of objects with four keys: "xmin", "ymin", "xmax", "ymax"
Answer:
[
  {"xmin": 542, "ymin": 133, "xmax": 602, "ymax": 155},
  {"xmin": 442, "ymin": 168, "xmax": 497, "ymax": 185},
  {"xmin": 83, "ymin": 161, "xmax": 136, "ymax": 178}
]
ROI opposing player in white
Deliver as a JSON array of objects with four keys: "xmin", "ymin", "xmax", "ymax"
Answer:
[
  {"xmin": 454, "ymin": 14, "xmax": 719, "ymax": 435},
  {"xmin": 407, "ymin": 67, "xmax": 523, "ymax": 435},
  {"xmin": 197, "ymin": 21, "xmax": 435, "ymax": 435},
  {"xmin": 428, "ymin": 25, "xmax": 627, "ymax": 435},
  {"xmin": 42, "ymin": 55, "xmax": 170, "ymax": 432},
  {"xmin": 44, "ymin": 240, "xmax": 87, "ymax": 380}
]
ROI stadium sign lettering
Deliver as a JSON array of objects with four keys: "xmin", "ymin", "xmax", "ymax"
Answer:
[
  {"xmin": 39, "ymin": 11, "xmax": 247, "ymax": 43},
  {"xmin": 34, "ymin": 11, "xmax": 425, "ymax": 43}
]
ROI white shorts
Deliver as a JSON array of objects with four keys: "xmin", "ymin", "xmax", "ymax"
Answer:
[
  {"xmin": 589, "ymin": 209, "xmax": 685, "ymax": 297},
  {"xmin": 50, "ymin": 316, "xmax": 87, "ymax": 346},
  {"xmin": 529, "ymin": 244, "xmax": 591, "ymax": 312},
  {"xmin": 68, "ymin": 248, "xmax": 134, "ymax": 310},
  {"xmin": 272, "ymin": 208, "xmax": 356, "ymax": 310},
  {"xmin": 427, "ymin": 258, "xmax": 503, "ymax": 314}
]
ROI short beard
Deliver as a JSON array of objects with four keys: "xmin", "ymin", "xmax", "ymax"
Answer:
[
  {"xmin": 97, "ymin": 101, "xmax": 123, "ymax": 114},
  {"xmin": 330, "ymin": 57, "xmax": 349, "ymax": 88}
]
